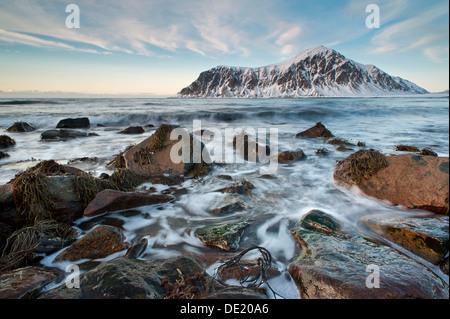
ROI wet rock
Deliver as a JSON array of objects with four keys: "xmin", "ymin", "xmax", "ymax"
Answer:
[
  {"xmin": 336, "ymin": 144, "xmax": 354, "ymax": 152},
  {"xmin": 219, "ymin": 180, "xmax": 255, "ymax": 196},
  {"xmin": 421, "ymin": 148, "xmax": 438, "ymax": 157},
  {"xmin": 53, "ymin": 225, "xmax": 128, "ymax": 263},
  {"xmin": 0, "ymin": 135, "xmax": 16, "ymax": 148},
  {"xmin": 288, "ymin": 210, "xmax": 449, "ymax": 299},
  {"xmin": 335, "ymin": 151, "xmax": 449, "ymax": 214},
  {"xmin": 395, "ymin": 145, "xmax": 420, "ymax": 152},
  {"xmin": 326, "ymin": 137, "xmax": 355, "ymax": 147},
  {"xmin": 295, "ymin": 122, "xmax": 334, "ymax": 138},
  {"xmin": 56, "ymin": 117, "xmax": 90, "ymax": 129},
  {"xmin": 6, "ymin": 122, "xmax": 35, "ymax": 133},
  {"xmin": 216, "ymin": 259, "xmax": 280, "ymax": 283},
  {"xmin": 41, "ymin": 129, "xmax": 97, "ymax": 141},
  {"xmin": 77, "ymin": 216, "xmax": 125, "ymax": 231},
  {"xmin": 0, "ymin": 183, "xmax": 26, "ymax": 227},
  {"xmin": 0, "ymin": 266, "xmax": 58, "ymax": 299},
  {"xmin": 233, "ymin": 132, "xmax": 271, "ymax": 162},
  {"xmin": 209, "ymin": 201, "xmax": 246, "ymax": 216},
  {"xmin": 440, "ymin": 257, "xmax": 449, "ymax": 275},
  {"xmin": 83, "ymin": 189, "xmax": 173, "ymax": 217},
  {"xmin": 315, "ymin": 148, "xmax": 330, "ymax": 156},
  {"xmin": 125, "ymin": 238, "xmax": 148, "ymax": 259},
  {"xmin": 33, "ymin": 229, "xmax": 79, "ymax": 255},
  {"xmin": 116, "ymin": 124, "xmax": 211, "ymax": 178},
  {"xmin": 119, "ymin": 126, "xmax": 145, "ymax": 135},
  {"xmin": 195, "ymin": 220, "xmax": 249, "ymax": 252},
  {"xmin": 41, "ymin": 255, "xmax": 204, "ymax": 299},
  {"xmin": 45, "ymin": 176, "xmax": 84, "ymax": 223},
  {"xmin": 277, "ymin": 149, "xmax": 306, "ymax": 163},
  {"xmin": 360, "ymin": 213, "xmax": 449, "ymax": 265},
  {"xmin": 0, "ymin": 151, "xmax": 9, "ymax": 159}
]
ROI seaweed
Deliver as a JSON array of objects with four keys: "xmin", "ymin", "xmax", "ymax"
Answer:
[
  {"xmin": 337, "ymin": 149, "xmax": 388, "ymax": 185},
  {"xmin": 149, "ymin": 124, "xmax": 173, "ymax": 153},
  {"xmin": 74, "ymin": 172, "xmax": 119, "ymax": 207},
  {"xmin": 12, "ymin": 172, "xmax": 53, "ymax": 222},
  {"xmin": 395, "ymin": 145, "xmax": 420, "ymax": 152},
  {"xmin": 109, "ymin": 169, "xmax": 146, "ymax": 191},
  {"xmin": 161, "ymin": 268, "xmax": 209, "ymax": 299},
  {"xmin": 0, "ymin": 220, "xmax": 76, "ymax": 272}
]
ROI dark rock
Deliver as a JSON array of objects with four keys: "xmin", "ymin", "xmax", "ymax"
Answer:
[
  {"xmin": 209, "ymin": 201, "xmax": 246, "ymax": 216},
  {"xmin": 77, "ymin": 216, "xmax": 126, "ymax": 231},
  {"xmin": 53, "ymin": 225, "xmax": 128, "ymax": 263},
  {"xmin": 295, "ymin": 122, "xmax": 334, "ymax": 138},
  {"xmin": 119, "ymin": 126, "xmax": 145, "ymax": 135},
  {"xmin": 6, "ymin": 122, "xmax": 35, "ymax": 132},
  {"xmin": 360, "ymin": 213, "xmax": 449, "ymax": 265},
  {"xmin": 0, "ymin": 151, "xmax": 9, "ymax": 159},
  {"xmin": 83, "ymin": 189, "xmax": 174, "ymax": 217},
  {"xmin": 335, "ymin": 153, "xmax": 449, "ymax": 215},
  {"xmin": 45, "ymin": 176, "xmax": 84, "ymax": 224},
  {"xmin": 194, "ymin": 220, "xmax": 249, "ymax": 252},
  {"xmin": 41, "ymin": 255, "xmax": 204, "ymax": 299},
  {"xmin": 219, "ymin": 180, "xmax": 255, "ymax": 196},
  {"xmin": 56, "ymin": 117, "xmax": 90, "ymax": 129},
  {"xmin": 440, "ymin": 257, "xmax": 449, "ymax": 275},
  {"xmin": 0, "ymin": 266, "xmax": 58, "ymax": 299},
  {"xmin": 277, "ymin": 149, "xmax": 306, "ymax": 163},
  {"xmin": 33, "ymin": 230, "xmax": 79, "ymax": 255},
  {"xmin": 289, "ymin": 210, "xmax": 449, "ymax": 299},
  {"xmin": 395, "ymin": 145, "xmax": 420, "ymax": 152},
  {"xmin": 336, "ymin": 144, "xmax": 354, "ymax": 152},
  {"xmin": 326, "ymin": 137, "xmax": 355, "ymax": 146},
  {"xmin": 421, "ymin": 148, "xmax": 438, "ymax": 157},
  {"xmin": 315, "ymin": 148, "xmax": 330, "ymax": 156},
  {"xmin": 41, "ymin": 129, "xmax": 92, "ymax": 141},
  {"xmin": 0, "ymin": 135, "xmax": 16, "ymax": 149},
  {"xmin": 125, "ymin": 238, "xmax": 148, "ymax": 259}
]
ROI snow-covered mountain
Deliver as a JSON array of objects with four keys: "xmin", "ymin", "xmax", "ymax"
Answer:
[{"xmin": 178, "ymin": 46, "xmax": 428, "ymax": 97}]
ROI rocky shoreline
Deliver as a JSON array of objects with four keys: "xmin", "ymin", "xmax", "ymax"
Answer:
[{"xmin": 0, "ymin": 120, "xmax": 448, "ymax": 299}]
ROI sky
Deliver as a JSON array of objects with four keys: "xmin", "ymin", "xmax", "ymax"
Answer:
[{"xmin": 0, "ymin": 0, "xmax": 448, "ymax": 97}]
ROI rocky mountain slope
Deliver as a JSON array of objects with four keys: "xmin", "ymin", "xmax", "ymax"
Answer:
[{"xmin": 178, "ymin": 46, "xmax": 428, "ymax": 97}]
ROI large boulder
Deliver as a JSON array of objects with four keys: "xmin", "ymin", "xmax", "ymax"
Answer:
[
  {"xmin": 360, "ymin": 213, "xmax": 449, "ymax": 265},
  {"xmin": 83, "ymin": 189, "xmax": 174, "ymax": 217},
  {"xmin": 0, "ymin": 266, "xmax": 58, "ymax": 299},
  {"xmin": 288, "ymin": 210, "xmax": 449, "ymax": 299},
  {"xmin": 334, "ymin": 151, "xmax": 449, "ymax": 215},
  {"xmin": 53, "ymin": 225, "xmax": 128, "ymax": 263},
  {"xmin": 56, "ymin": 117, "xmax": 90, "ymax": 129},
  {"xmin": 115, "ymin": 124, "xmax": 211, "ymax": 178}
]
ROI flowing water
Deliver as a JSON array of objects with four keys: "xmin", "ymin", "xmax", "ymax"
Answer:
[{"xmin": 0, "ymin": 97, "xmax": 449, "ymax": 298}]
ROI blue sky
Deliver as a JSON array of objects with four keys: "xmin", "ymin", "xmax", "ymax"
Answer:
[{"xmin": 0, "ymin": 0, "xmax": 448, "ymax": 96}]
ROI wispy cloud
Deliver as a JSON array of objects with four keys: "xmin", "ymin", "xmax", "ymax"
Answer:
[{"xmin": 370, "ymin": 3, "xmax": 449, "ymax": 62}]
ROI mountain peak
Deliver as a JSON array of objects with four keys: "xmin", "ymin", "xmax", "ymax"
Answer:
[{"xmin": 179, "ymin": 47, "xmax": 428, "ymax": 97}]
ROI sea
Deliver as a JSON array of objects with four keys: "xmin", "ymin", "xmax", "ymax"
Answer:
[{"xmin": 0, "ymin": 96, "xmax": 449, "ymax": 298}]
